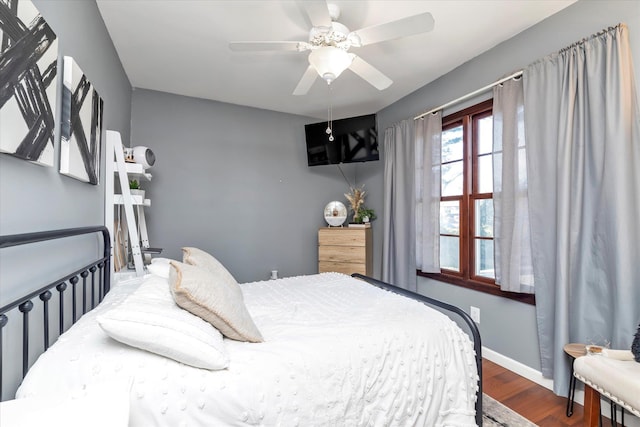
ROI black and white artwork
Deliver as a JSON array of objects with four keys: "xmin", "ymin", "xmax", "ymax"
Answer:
[
  {"xmin": 59, "ymin": 56, "xmax": 103, "ymax": 185},
  {"xmin": 0, "ymin": 0, "xmax": 58, "ymax": 166}
]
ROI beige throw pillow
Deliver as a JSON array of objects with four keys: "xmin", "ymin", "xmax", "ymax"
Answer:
[
  {"xmin": 182, "ymin": 247, "xmax": 238, "ymax": 288},
  {"xmin": 169, "ymin": 261, "xmax": 264, "ymax": 343}
]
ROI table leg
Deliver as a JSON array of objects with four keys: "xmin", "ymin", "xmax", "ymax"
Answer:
[
  {"xmin": 566, "ymin": 358, "xmax": 577, "ymax": 417},
  {"xmin": 584, "ymin": 384, "xmax": 601, "ymax": 427}
]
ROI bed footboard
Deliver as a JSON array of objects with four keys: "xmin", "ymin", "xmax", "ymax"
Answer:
[
  {"xmin": 352, "ymin": 273, "xmax": 483, "ymax": 426},
  {"xmin": 0, "ymin": 227, "xmax": 111, "ymax": 400}
]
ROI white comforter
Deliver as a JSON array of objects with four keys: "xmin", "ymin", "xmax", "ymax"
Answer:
[{"xmin": 17, "ymin": 273, "xmax": 478, "ymax": 426}]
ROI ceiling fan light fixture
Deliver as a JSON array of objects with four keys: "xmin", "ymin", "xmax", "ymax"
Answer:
[{"xmin": 308, "ymin": 46, "xmax": 352, "ymax": 84}]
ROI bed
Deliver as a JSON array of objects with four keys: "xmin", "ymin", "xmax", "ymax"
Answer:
[{"xmin": 0, "ymin": 227, "xmax": 483, "ymax": 426}]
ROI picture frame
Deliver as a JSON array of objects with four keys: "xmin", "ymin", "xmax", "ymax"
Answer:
[
  {"xmin": 0, "ymin": 0, "xmax": 58, "ymax": 167},
  {"xmin": 59, "ymin": 56, "xmax": 104, "ymax": 185}
]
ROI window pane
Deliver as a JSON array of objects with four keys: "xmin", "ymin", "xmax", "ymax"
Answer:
[
  {"xmin": 475, "ymin": 239, "xmax": 495, "ymax": 278},
  {"xmin": 477, "ymin": 115, "xmax": 493, "ymax": 155},
  {"xmin": 442, "ymin": 160, "xmax": 463, "ymax": 196},
  {"xmin": 478, "ymin": 154, "xmax": 493, "ymax": 193},
  {"xmin": 440, "ymin": 236, "xmax": 460, "ymax": 272},
  {"xmin": 442, "ymin": 125, "xmax": 463, "ymax": 163},
  {"xmin": 475, "ymin": 198, "xmax": 493, "ymax": 237},
  {"xmin": 440, "ymin": 201, "xmax": 459, "ymax": 235}
]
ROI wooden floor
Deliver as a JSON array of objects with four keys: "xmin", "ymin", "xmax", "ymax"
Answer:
[{"xmin": 483, "ymin": 358, "xmax": 585, "ymax": 426}]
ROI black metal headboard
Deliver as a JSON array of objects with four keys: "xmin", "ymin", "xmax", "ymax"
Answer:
[{"xmin": 0, "ymin": 226, "xmax": 111, "ymax": 399}]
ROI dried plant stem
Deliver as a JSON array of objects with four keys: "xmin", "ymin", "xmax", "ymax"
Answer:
[{"xmin": 345, "ymin": 186, "xmax": 366, "ymax": 222}]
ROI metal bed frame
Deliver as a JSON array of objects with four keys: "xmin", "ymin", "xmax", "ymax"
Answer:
[
  {"xmin": 0, "ymin": 227, "xmax": 111, "ymax": 399},
  {"xmin": 0, "ymin": 227, "xmax": 482, "ymax": 425}
]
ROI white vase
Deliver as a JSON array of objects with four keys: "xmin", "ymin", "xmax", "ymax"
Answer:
[{"xmin": 130, "ymin": 189, "xmax": 145, "ymax": 199}]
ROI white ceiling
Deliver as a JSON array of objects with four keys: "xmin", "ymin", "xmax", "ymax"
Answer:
[{"xmin": 96, "ymin": 0, "xmax": 576, "ymax": 120}]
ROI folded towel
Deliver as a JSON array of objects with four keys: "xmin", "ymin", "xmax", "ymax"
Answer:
[{"xmin": 602, "ymin": 349, "xmax": 635, "ymax": 361}]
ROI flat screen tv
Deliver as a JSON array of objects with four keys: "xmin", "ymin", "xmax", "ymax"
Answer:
[{"xmin": 305, "ymin": 114, "xmax": 379, "ymax": 166}]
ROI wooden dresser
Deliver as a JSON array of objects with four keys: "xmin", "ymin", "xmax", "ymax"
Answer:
[{"xmin": 318, "ymin": 227, "xmax": 372, "ymax": 276}]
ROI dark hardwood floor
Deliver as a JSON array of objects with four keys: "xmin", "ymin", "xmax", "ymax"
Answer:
[{"xmin": 483, "ymin": 358, "xmax": 586, "ymax": 426}]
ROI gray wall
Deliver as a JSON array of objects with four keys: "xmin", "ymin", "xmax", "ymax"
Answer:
[
  {"xmin": 377, "ymin": 0, "xmax": 640, "ymax": 372},
  {"xmin": 0, "ymin": 0, "xmax": 131, "ymax": 399},
  {"xmin": 130, "ymin": 89, "xmax": 383, "ymax": 283}
]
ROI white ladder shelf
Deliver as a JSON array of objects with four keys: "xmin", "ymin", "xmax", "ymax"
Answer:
[{"xmin": 105, "ymin": 130, "xmax": 151, "ymax": 277}]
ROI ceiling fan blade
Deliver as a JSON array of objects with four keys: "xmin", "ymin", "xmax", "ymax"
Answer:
[
  {"xmin": 229, "ymin": 41, "xmax": 305, "ymax": 52},
  {"xmin": 352, "ymin": 12, "xmax": 434, "ymax": 47},
  {"xmin": 293, "ymin": 66, "xmax": 318, "ymax": 96},
  {"xmin": 298, "ymin": 0, "xmax": 331, "ymax": 28},
  {"xmin": 348, "ymin": 55, "xmax": 392, "ymax": 90}
]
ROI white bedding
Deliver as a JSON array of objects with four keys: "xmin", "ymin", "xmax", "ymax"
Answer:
[{"xmin": 17, "ymin": 272, "xmax": 478, "ymax": 426}]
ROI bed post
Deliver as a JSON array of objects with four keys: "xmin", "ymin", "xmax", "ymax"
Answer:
[{"xmin": 101, "ymin": 227, "xmax": 111, "ymax": 295}]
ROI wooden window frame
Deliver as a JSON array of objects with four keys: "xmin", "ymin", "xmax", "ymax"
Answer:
[{"xmin": 418, "ymin": 99, "xmax": 535, "ymax": 305}]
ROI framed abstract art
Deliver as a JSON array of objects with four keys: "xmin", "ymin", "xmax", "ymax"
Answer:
[
  {"xmin": 0, "ymin": 0, "xmax": 58, "ymax": 166},
  {"xmin": 59, "ymin": 56, "xmax": 103, "ymax": 185}
]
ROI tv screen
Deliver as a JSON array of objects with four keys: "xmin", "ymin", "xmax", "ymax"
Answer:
[{"xmin": 305, "ymin": 114, "xmax": 379, "ymax": 166}]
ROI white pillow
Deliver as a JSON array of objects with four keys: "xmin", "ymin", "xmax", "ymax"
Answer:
[
  {"xmin": 146, "ymin": 257, "xmax": 174, "ymax": 278},
  {"xmin": 170, "ymin": 261, "xmax": 264, "ymax": 343},
  {"xmin": 97, "ymin": 275, "xmax": 229, "ymax": 370}
]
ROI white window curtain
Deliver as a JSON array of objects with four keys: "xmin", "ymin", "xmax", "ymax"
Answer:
[
  {"xmin": 492, "ymin": 77, "xmax": 534, "ymax": 294},
  {"xmin": 415, "ymin": 112, "xmax": 442, "ymax": 273},
  {"xmin": 524, "ymin": 24, "xmax": 640, "ymax": 395},
  {"xmin": 382, "ymin": 120, "xmax": 417, "ymax": 291}
]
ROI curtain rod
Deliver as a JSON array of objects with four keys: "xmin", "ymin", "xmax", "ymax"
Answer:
[{"xmin": 413, "ymin": 70, "xmax": 523, "ymax": 120}]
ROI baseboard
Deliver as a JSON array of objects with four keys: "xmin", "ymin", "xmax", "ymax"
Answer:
[
  {"xmin": 482, "ymin": 347, "xmax": 555, "ymax": 391},
  {"xmin": 483, "ymin": 347, "xmax": 640, "ymax": 427}
]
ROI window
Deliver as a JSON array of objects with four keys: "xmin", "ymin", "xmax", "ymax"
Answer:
[{"xmin": 419, "ymin": 99, "xmax": 534, "ymax": 304}]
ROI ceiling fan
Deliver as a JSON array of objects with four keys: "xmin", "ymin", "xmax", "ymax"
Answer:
[{"xmin": 229, "ymin": 1, "xmax": 435, "ymax": 95}]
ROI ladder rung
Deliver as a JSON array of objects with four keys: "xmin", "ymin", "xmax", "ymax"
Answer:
[{"xmin": 141, "ymin": 247, "xmax": 163, "ymax": 254}]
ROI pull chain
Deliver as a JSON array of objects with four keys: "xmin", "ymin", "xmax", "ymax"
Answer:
[{"xmin": 325, "ymin": 83, "xmax": 334, "ymax": 142}]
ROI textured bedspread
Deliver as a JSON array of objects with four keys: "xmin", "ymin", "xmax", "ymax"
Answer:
[{"xmin": 17, "ymin": 273, "xmax": 478, "ymax": 426}]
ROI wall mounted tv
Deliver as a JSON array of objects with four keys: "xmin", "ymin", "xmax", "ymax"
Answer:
[{"xmin": 305, "ymin": 114, "xmax": 379, "ymax": 166}]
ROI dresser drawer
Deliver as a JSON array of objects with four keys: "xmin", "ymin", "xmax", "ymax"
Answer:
[
  {"xmin": 318, "ymin": 244, "xmax": 367, "ymax": 263},
  {"xmin": 319, "ymin": 261, "xmax": 368, "ymax": 276},
  {"xmin": 318, "ymin": 228, "xmax": 368, "ymax": 246}
]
